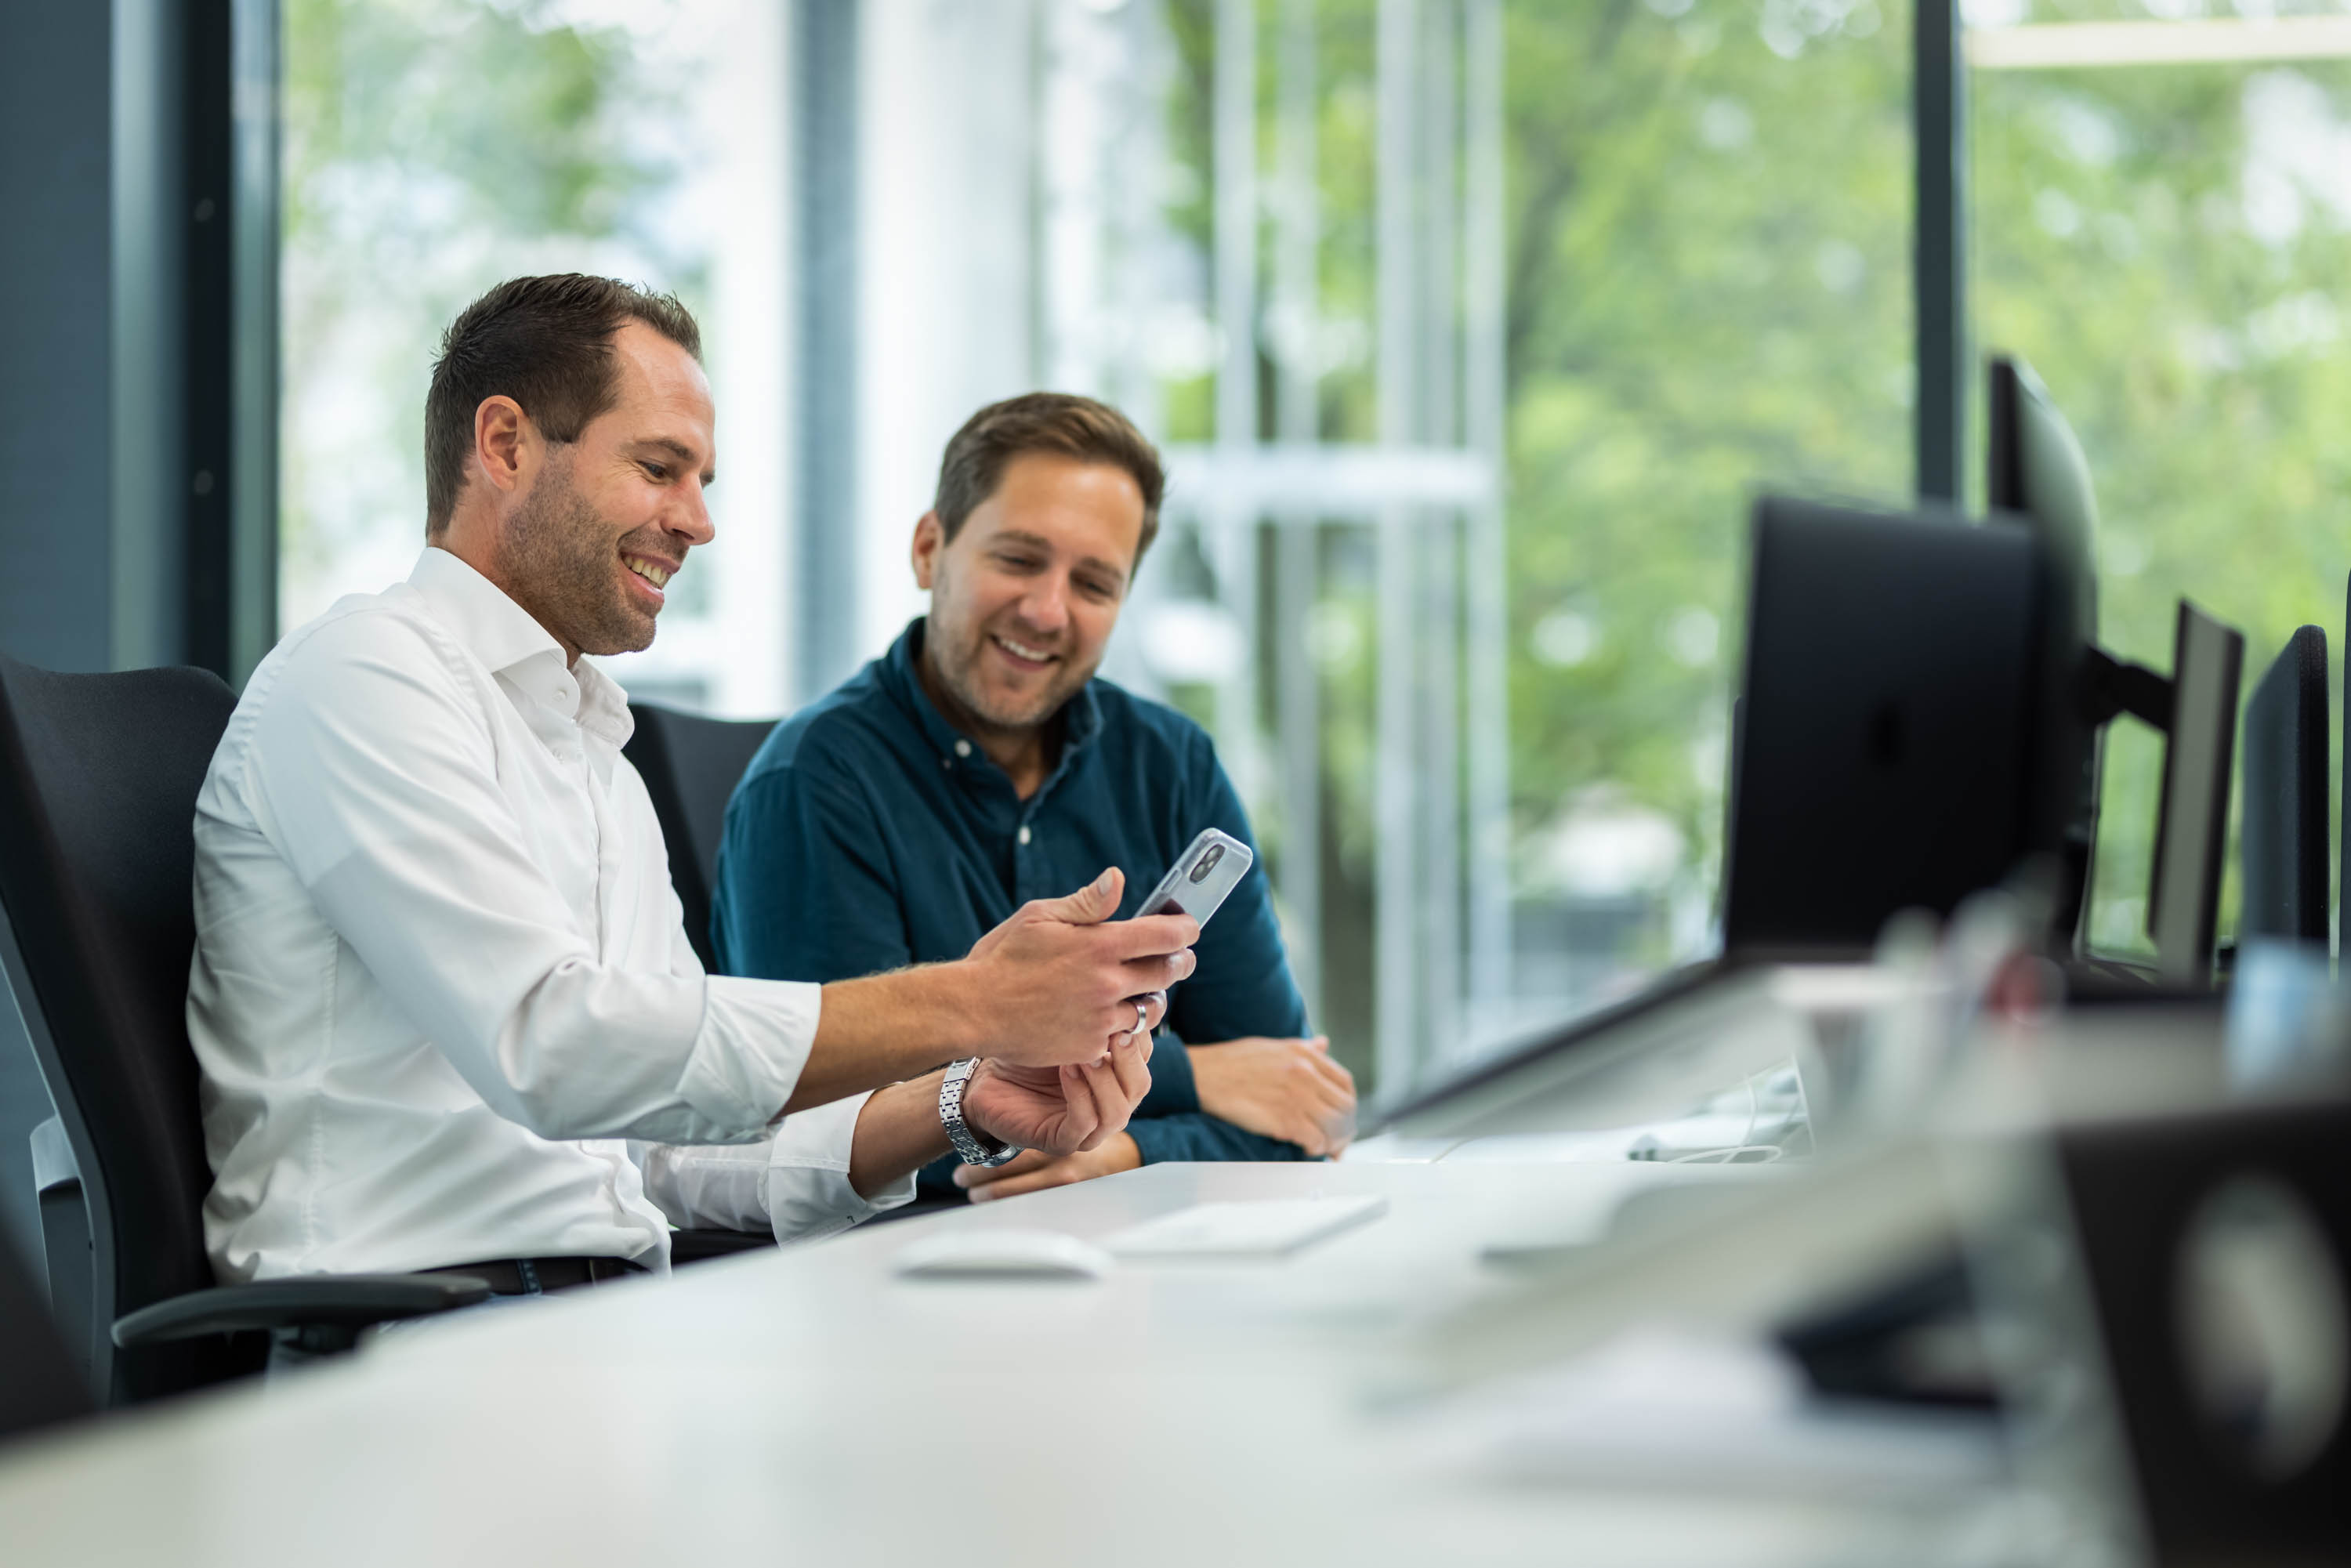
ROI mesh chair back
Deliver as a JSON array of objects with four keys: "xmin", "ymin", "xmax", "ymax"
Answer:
[
  {"xmin": 0, "ymin": 657, "xmax": 246, "ymax": 1401},
  {"xmin": 622, "ymin": 704, "xmax": 775, "ymax": 970}
]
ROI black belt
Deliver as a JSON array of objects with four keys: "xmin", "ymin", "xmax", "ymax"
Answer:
[{"xmin": 418, "ymin": 1255, "xmax": 648, "ymax": 1296}]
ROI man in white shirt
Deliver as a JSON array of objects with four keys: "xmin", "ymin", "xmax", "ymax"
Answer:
[{"xmin": 189, "ymin": 274, "xmax": 1194, "ymax": 1289}]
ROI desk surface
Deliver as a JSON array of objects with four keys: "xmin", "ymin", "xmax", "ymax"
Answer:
[{"xmin": 0, "ymin": 1160, "xmax": 1991, "ymax": 1567}]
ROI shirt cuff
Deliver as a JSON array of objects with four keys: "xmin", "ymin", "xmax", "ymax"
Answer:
[
  {"xmin": 681, "ymin": 976, "xmax": 824, "ymax": 1137},
  {"xmin": 764, "ymin": 1089, "xmax": 916, "ymax": 1243},
  {"xmin": 1127, "ymin": 1117, "xmax": 1183, "ymax": 1167}
]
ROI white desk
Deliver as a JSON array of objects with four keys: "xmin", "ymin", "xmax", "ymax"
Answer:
[{"xmin": 0, "ymin": 1160, "xmax": 1989, "ymax": 1567}]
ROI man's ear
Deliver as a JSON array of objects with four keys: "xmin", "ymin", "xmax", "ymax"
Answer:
[
  {"xmin": 474, "ymin": 395, "xmax": 534, "ymax": 498},
  {"xmin": 911, "ymin": 511, "xmax": 945, "ymax": 590}
]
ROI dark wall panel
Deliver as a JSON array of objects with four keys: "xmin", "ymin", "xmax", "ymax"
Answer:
[
  {"xmin": 0, "ymin": 0, "xmax": 276, "ymax": 1302},
  {"xmin": 0, "ymin": 2, "xmax": 121, "ymax": 675}
]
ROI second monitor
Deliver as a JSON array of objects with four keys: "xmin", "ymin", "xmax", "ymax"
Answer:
[
  {"xmin": 2148, "ymin": 601, "xmax": 2245, "ymax": 983},
  {"xmin": 1722, "ymin": 494, "xmax": 2041, "ymax": 955},
  {"xmin": 2238, "ymin": 624, "xmax": 2327, "ymax": 948},
  {"xmin": 1725, "ymin": 492, "xmax": 2246, "ymax": 986}
]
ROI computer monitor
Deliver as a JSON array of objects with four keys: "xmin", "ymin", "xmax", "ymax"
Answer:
[
  {"xmin": 1987, "ymin": 353, "xmax": 2103, "ymax": 949},
  {"xmin": 2150, "ymin": 600, "xmax": 2245, "ymax": 985},
  {"xmin": 2239, "ymin": 625, "xmax": 2328, "ymax": 947},
  {"xmin": 2342, "ymin": 573, "xmax": 2351, "ymax": 958},
  {"xmin": 1722, "ymin": 494, "xmax": 2041, "ymax": 955}
]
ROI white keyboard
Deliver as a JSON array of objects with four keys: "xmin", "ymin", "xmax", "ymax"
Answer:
[{"xmin": 1101, "ymin": 1196, "xmax": 1389, "ymax": 1259}]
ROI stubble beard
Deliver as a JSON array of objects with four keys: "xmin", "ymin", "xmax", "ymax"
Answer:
[
  {"xmin": 499, "ymin": 457, "xmax": 661, "ymax": 657},
  {"xmin": 929, "ymin": 581, "xmax": 1092, "ymax": 741}
]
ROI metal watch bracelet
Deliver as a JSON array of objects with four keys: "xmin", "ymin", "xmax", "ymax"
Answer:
[{"xmin": 939, "ymin": 1058, "xmax": 1020, "ymax": 1168}]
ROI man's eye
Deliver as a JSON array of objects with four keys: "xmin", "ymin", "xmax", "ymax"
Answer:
[
  {"xmin": 996, "ymin": 555, "xmax": 1042, "ymax": 571},
  {"xmin": 642, "ymin": 462, "xmax": 669, "ymax": 481}
]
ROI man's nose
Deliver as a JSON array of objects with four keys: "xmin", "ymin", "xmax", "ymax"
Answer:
[
  {"xmin": 1016, "ymin": 576, "xmax": 1072, "ymax": 633},
  {"xmin": 669, "ymin": 477, "xmax": 716, "ymax": 548}
]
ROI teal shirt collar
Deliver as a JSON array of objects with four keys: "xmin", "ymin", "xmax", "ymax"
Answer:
[{"xmin": 878, "ymin": 617, "xmax": 1103, "ymax": 805}]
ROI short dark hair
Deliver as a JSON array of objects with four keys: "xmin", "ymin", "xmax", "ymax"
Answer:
[
  {"xmin": 933, "ymin": 393, "xmax": 1165, "ymax": 565},
  {"xmin": 424, "ymin": 274, "xmax": 703, "ymax": 534}
]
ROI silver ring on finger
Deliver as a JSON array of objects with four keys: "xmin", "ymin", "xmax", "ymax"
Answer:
[{"xmin": 1132, "ymin": 999, "xmax": 1150, "ymax": 1039}]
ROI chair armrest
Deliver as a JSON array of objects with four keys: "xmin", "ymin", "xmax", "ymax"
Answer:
[
  {"xmin": 30, "ymin": 1114, "xmax": 78, "ymax": 1195},
  {"xmin": 112, "ymin": 1273, "xmax": 493, "ymax": 1349},
  {"xmin": 669, "ymin": 1227, "xmax": 776, "ymax": 1266}
]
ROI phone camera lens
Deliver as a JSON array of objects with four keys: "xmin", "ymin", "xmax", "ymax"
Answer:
[{"xmin": 1190, "ymin": 844, "xmax": 1224, "ymax": 882}]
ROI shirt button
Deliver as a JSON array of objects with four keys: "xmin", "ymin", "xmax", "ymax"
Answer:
[
  {"xmin": 1017, "ymin": 826, "xmax": 1031, "ymax": 846},
  {"xmin": 955, "ymin": 739, "xmax": 973, "ymax": 759}
]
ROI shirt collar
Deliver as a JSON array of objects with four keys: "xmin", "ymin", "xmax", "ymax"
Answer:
[
  {"xmin": 406, "ymin": 546, "xmax": 634, "ymax": 748},
  {"xmin": 882, "ymin": 617, "xmax": 1103, "ymax": 777}
]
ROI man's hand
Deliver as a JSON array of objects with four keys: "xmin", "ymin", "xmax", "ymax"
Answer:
[
  {"xmin": 1190, "ymin": 1036, "xmax": 1357, "ymax": 1156},
  {"xmin": 843, "ymin": 1011, "xmax": 1155, "ymax": 1200},
  {"xmin": 952, "ymin": 1135, "xmax": 1143, "ymax": 1203},
  {"xmin": 960, "ymin": 867, "xmax": 1197, "ymax": 1067},
  {"xmin": 960, "ymin": 1018, "xmax": 1153, "ymax": 1157}
]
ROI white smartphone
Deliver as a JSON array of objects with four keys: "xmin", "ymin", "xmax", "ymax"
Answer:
[{"xmin": 1134, "ymin": 827, "xmax": 1253, "ymax": 927}]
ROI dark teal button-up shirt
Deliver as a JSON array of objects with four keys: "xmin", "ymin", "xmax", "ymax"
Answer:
[{"xmin": 710, "ymin": 619, "xmax": 1310, "ymax": 1190}]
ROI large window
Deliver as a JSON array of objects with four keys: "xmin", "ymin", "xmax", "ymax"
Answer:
[
  {"xmin": 1114, "ymin": 0, "xmax": 1912, "ymax": 1092},
  {"xmin": 1486, "ymin": 0, "xmax": 1911, "ymax": 1034},
  {"xmin": 282, "ymin": 0, "xmax": 1913, "ymax": 1101},
  {"xmin": 281, "ymin": 0, "xmax": 788, "ymax": 716},
  {"xmin": 1969, "ymin": 2, "xmax": 2351, "ymax": 957}
]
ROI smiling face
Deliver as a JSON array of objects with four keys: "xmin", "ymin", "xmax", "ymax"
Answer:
[
  {"xmin": 912, "ymin": 451, "xmax": 1145, "ymax": 748},
  {"xmin": 456, "ymin": 320, "xmax": 716, "ymax": 663}
]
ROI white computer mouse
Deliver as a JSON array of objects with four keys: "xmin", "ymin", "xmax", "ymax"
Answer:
[{"xmin": 891, "ymin": 1227, "xmax": 1115, "ymax": 1281}]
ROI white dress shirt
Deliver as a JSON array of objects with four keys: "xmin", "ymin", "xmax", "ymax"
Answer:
[{"xmin": 189, "ymin": 548, "xmax": 913, "ymax": 1283}]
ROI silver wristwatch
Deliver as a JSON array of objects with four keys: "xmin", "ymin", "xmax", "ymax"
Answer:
[{"xmin": 939, "ymin": 1058, "xmax": 1019, "ymax": 1168}]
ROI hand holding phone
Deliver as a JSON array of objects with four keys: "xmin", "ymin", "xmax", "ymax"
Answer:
[{"xmin": 1136, "ymin": 828, "xmax": 1253, "ymax": 928}]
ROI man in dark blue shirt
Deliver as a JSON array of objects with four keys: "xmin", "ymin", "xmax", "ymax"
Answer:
[{"xmin": 712, "ymin": 393, "xmax": 1353, "ymax": 1203}]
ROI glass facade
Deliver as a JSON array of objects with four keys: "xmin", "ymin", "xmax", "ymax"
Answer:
[
  {"xmin": 283, "ymin": 0, "xmax": 1918, "ymax": 1099},
  {"xmin": 1969, "ymin": 1, "xmax": 2351, "ymax": 958},
  {"xmin": 280, "ymin": 0, "xmax": 788, "ymax": 716}
]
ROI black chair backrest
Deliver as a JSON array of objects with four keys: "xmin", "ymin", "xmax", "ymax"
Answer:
[
  {"xmin": 0, "ymin": 657, "xmax": 247, "ymax": 1403},
  {"xmin": 0, "ymin": 1229, "xmax": 92, "ymax": 1443},
  {"xmin": 622, "ymin": 703, "xmax": 776, "ymax": 970}
]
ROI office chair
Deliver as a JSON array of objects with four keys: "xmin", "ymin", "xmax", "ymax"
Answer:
[
  {"xmin": 0, "ymin": 657, "xmax": 486, "ymax": 1406},
  {"xmin": 621, "ymin": 701, "xmax": 776, "ymax": 972},
  {"xmin": 622, "ymin": 701, "xmax": 782, "ymax": 1263},
  {"xmin": 0, "ymin": 1228, "xmax": 92, "ymax": 1445}
]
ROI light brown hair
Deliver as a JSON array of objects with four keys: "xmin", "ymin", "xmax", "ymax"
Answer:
[{"xmin": 933, "ymin": 393, "xmax": 1165, "ymax": 565}]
